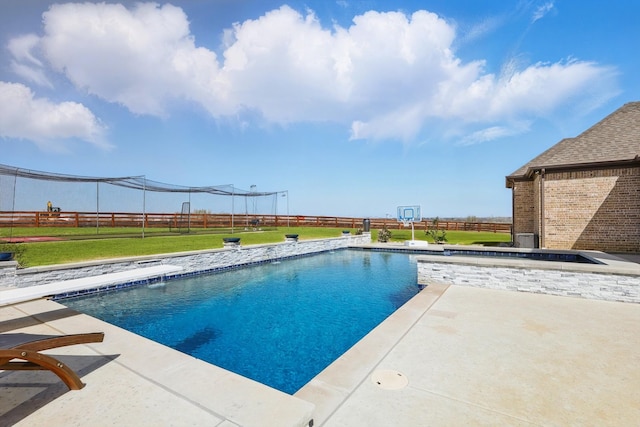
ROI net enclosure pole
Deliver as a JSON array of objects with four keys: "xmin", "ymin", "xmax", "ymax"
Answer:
[
  {"xmin": 142, "ymin": 176, "xmax": 146, "ymax": 239},
  {"xmin": 96, "ymin": 181, "xmax": 99, "ymax": 234}
]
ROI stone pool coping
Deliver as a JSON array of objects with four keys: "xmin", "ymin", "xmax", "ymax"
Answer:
[{"xmin": 0, "ymin": 265, "xmax": 184, "ymax": 306}]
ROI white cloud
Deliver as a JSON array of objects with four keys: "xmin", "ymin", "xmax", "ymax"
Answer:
[
  {"xmin": 458, "ymin": 122, "xmax": 531, "ymax": 146},
  {"xmin": 9, "ymin": 2, "xmax": 617, "ymax": 144},
  {"xmin": 7, "ymin": 34, "xmax": 52, "ymax": 87},
  {"xmin": 350, "ymin": 105, "xmax": 424, "ymax": 141},
  {"xmin": 40, "ymin": 2, "xmax": 222, "ymax": 116},
  {"xmin": 532, "ymin": 2, "xmax": 554, "ymax": 23},
  {"xmin": 220, "ymin": 7, "xmax": 472, "ymax": 131},
  {"xmin": 0, "ymin": 81, "xmax": 108, "ymax": 149},
  {"xmin": 457, "ymin": 15, "xmax": 504, "ymax": 45},
  {"xmin": 8, "ymin": 34, "xmax": 43, "ymax": 67}
]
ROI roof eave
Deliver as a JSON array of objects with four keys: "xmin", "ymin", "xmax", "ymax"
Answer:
[{"xmin": 506, "ymin": 157, "xmax": 640, "ymax": 188}]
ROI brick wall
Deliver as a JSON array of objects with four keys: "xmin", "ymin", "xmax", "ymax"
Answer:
[
  {"xmin": 543, "ymin": 167, "xmax": 640, "ymax": 252},
  {"xmin": 512, "ymin": 166, "xmax": 640, "ymax": 252},
  {"xmin": 512, "ymin": 180, "xmax": 535, "ymax": 235}
]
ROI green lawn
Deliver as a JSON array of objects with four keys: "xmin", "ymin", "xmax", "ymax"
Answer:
[{"xmin": 1, "ymin": 226, "xmax": 511, "ymax": 267}]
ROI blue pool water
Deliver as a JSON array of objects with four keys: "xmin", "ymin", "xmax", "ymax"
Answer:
[{"xmin": 62, "ymin": 250, "xmax": 420, "ymax": 394}]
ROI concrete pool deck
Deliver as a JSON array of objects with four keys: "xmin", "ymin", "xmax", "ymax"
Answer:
[
  {"xmin": 298, "ymin": 283, "xmax": 640, "ymax": 426},
  {"xmin": 1, "ymin": 250, "xmax": 639, "ymax": 426}
]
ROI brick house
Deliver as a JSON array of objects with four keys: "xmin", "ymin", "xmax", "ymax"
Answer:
[{"xmin": 505, "ymin": 102, "xmax": 640, "ymax": 252}]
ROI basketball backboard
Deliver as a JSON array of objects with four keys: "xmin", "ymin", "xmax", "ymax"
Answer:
[{"xmin": 397, "ymin": 205, "xmax": 421, "ymax": 223}]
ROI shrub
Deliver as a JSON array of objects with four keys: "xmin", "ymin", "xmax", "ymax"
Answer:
[
  {"xmin": 425, "ymin": 217, "xmax": 447, "ymax": 243},
  {"xmin": 378, "ymin": 226, "xmax": 392, "ymax": 243}
]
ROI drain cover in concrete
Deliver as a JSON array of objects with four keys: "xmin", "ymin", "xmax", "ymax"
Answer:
[{"xmin": 371, "ymin": 369, "xmax": 408, "ymax": 390}]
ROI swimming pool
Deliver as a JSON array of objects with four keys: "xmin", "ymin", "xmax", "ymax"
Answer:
[{"xmin": 61, "ymin": 250, "xmax": 420, "ymax": 394}]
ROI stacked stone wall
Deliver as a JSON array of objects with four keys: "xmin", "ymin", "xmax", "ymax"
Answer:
[
  {"xmin": 418, "ymin": 258, "xmax": 639, "ymax": 303},
  {"xmin": 0, "ymin": 263, "xmax": 17, "ymax": 288},
  {"xmin": 1, "ymin": 234, "xmax": 371, "ymax": 290}
]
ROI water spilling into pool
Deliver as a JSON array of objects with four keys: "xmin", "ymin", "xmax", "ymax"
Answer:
[{"xmin": 62, "ymin": 250, "xmax": 419, "ymax": 394}]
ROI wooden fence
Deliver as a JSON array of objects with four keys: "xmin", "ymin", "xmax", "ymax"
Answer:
[{"xmin": 0, "ymin": 211, "xmax": 512, "ymax": 233}]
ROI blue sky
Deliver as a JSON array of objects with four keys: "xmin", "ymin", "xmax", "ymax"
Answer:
[{"xmin": 0, "ymin": 0, "xmax": 637, "ymax": 218}]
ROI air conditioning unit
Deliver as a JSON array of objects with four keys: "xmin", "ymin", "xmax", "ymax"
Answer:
[{"xmin": 515, "ymin": 233, "xmax": 538, "ymax": 248}]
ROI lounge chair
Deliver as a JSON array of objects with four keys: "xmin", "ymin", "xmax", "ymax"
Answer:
[{"xmin": 0, "ymin": 332, "xmax": 104, "ymax": 390}]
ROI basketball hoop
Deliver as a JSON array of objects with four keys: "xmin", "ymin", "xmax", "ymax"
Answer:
[{"xmin": 397, "ymin": 205, "xmax": 427, "ymax": 246}]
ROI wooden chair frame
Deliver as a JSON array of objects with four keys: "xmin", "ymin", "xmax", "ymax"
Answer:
[{"xmin": 0, "ymin": 332, "xmax": 104, "ymax": 390}]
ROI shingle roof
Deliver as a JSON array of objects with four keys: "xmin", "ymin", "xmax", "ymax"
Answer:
[{"xmin": 506, "ymin": 102, "xmax": 640, "ymax": 183}]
